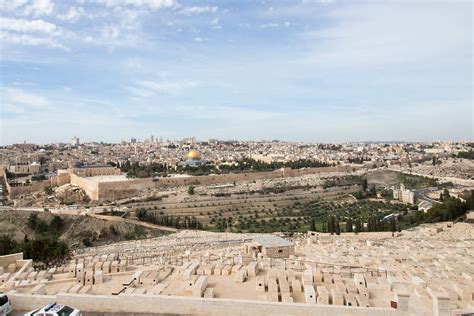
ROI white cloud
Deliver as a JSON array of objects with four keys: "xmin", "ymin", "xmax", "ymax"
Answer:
[
  {"xmin": 128, "ymin": 79, "xmax": 197, "ymax": 97},
  {"xmin": 1, "ymin": 87, "xmax": 49, "ymax": 108},
  {"xmin": 180, "ymin": 6, "xmax": 218, "ymax": 15},
  {"xmin": 210, "ymin": 17, "xmax": 221, "ymax": 29},
  {"xmin": 0, "ymin": 0, "xmax": 28, "ymax": 12},
  {"xmin": 0, "ymin": 31, "xmax": 66, "ymax": 49},
  {"xmin": 23, "ymin": 0, "xmax": 54, "ymax": 16},
  {"xmin": 57, "ymin": 7, "xmax": 84, "ymax": 23},
  {"xmin": 101, "ymin": 25, "xmax": 119, "ymax": 40},
  {"xmin": 0, "ymin": 17, "xmax": 62, "ymax": 35},
  {"xmin": 260, "ymin": 23, "xmax": 279, "ymax": 28},
  {"xmin": 137, "ymin": 79, "xmax": 196, "ymax": 92},
  {"xmin": 96, "ymin": 0, "xmax": 176, "ymax": 10},
  {"xmin": 302, "ymin": 2, "xmax": 471, "ymax": 66},
  {"xmin": 193, "ymin": 37, "xmax": 208, "ymax": 42}
]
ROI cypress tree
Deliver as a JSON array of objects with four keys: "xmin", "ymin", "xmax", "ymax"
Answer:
[{"xmin": 346, "ymin": 217, "xmax": 353, "ymax": 232}]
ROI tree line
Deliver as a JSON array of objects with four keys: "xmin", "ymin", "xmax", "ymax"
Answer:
[
  {"xmin": 121, "ymin": 158, "xmax": 333, "ymax": 178},
  {"xmin": 0, "ymin": 214, "xmax": 70, "ymax": 267},
  {"xmin": 136, "ymin": 208, "xmax": 203, "ymax": 229}
]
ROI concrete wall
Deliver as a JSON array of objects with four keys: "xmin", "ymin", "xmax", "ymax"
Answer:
[{"xmin": 8, "ymin": 292, "xmax": 409, "ymax": 316}]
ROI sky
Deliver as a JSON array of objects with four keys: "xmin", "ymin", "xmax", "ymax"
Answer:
[{"xmin": 0, "ymin": 0, "xmax": 472, "ymax": 145}]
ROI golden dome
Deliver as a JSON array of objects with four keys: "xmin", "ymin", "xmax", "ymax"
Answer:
[{"xmin": 188, "ymin": 150, "xmax": 201, "ymax": 159}]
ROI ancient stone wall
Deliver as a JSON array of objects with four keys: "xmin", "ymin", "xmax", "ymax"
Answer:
[
  {"xmin": 97, "ymin": 178, "xmax": 155, "ymax": 201},
  {"xmin": 7, "ymin": 179, "xmax": 51, "ymax": 199},
  {"xmin": 70, "ymin": 174, "xmax": 99, "ymax": 201}
]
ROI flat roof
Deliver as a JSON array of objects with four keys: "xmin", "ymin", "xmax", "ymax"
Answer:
[
  {"xmin": 87, "ymin": 175, "xmax": 130, "ymax": 182},
  {"xmin": 252, "ymin": 236, "xmax": 293, "ymax": 248}
]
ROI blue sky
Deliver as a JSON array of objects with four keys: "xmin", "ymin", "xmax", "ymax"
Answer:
[{"xmin": 0, "ymin": 0, "xmax": 472, "ymax": 145}]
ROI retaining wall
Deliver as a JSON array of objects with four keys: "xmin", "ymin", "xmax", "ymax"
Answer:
[{"xmin": 7, "ymin": 292, "xmax": 409, "ymax": 316}]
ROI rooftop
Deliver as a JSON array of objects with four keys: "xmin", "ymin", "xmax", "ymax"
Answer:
[
  {"xmin": 87, "ymin": 175, "xmax": 129, "ymax": 182},
  {"xmin": 252, "ymin": 235, "xmax": 293, "ymax": 248}
]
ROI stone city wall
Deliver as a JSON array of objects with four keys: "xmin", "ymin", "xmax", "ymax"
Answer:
[
  {"xmin": 7, "ymin": 179, "xmax": 51, "ymax": 199},
  {"xmin": 70, "ymin": 174, "xmax": 99, "ymax": 201},
  {"xmin": 91, "ymin": 164, "xmax": 367, "ymax": 201},
  {"xmin": 7, "ymin": 173, "xmax": 70, "ymax": 199},
  {"xmin": 71, "ymin": 166, "xmax": 121, "ymax": 177},
  {"xmin": 97, "ymin": 178, "xmax": 155, "ymax": 201},
  {"xmin": 6, "ymin": 164, "xmax": 369, "ymax": 201},
  {"xmin": 8, "ymin": 292, "xmax": 409, "ymax": 316}
]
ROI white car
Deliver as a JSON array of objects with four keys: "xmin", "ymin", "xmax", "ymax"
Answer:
[
  {"xmin": 24, "ymin": 303, "xmax": 81, "ymax": 316},
  {"xmin": 0, "ymin": 294, "xmax": 12, "ymax": 315}
]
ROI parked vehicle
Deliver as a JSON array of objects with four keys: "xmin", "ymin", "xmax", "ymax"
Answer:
[
  {"xmin": 24, "ymin": 303, "xmax": 81, "ymax": 316},
  {"xmin": 0, "ymin": 294, "xmax": 12, "ymax": 315}
]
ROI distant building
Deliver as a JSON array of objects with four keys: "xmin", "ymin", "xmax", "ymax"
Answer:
[
  {"xmin": 7, "ymin": 156, "xmax": 40, "ymax": 175},
  {"xmin": 392, "ymin": 184, "xmax": 415, "ymax": 204},
  {"xmin": 71, "ymin": 136, "xmax": 80, "ymax": 147},
  {"xmin": 180, "ymin": 150, "xmax": 206, "ymax": 168}
]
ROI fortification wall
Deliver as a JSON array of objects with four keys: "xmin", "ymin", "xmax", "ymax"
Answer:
[
  {"xmin": 8, "ymin": 292, "xmax": 409, "ymax": 316},
  {"xmin": 7, "ymin": 179, "xmax": 51, "ymax": 199},
  {"xmin": 97, "ymin": 178, "xmax": 154, "ymax": 201},
  {"xmin": 50, "ymin": 173, "xmax": 70, "ymax": 186},
  {"xmin": 72, "ymin": 167, "xmax": 121, "ymax": 177},
  {"xmin": 70, "ymin": 174, "xmax": 99, "ymax": 200},
  {"xmin": 92, "ymin": 164, "xmax": 369, "ymax": 201}
]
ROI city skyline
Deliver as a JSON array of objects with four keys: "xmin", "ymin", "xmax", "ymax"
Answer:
[{"xmin": 1, "ymin": 0, "xmax": 473, "ymax": 145}]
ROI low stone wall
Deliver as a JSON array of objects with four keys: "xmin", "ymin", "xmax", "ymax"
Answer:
[
  {"xmin": 8, "ymin": 292, "xmax": 409, "ymax": 316},
  {"xmin": 0, "ymin": 253, "xmax": 23, "ymax": 267}
]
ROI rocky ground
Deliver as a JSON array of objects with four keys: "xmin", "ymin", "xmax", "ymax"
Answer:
[{"xmin": 0, "ymin": 210, "xmax": 167, "ymax": 249}]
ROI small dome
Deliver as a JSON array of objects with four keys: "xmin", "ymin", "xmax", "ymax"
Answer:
[{"xmin": 188, "ymin": 150, "xmax": 201, "ymax": 159}]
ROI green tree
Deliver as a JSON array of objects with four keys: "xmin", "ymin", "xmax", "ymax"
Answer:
[
  {"xmin": 346, "ymin": 218, "xmax": 353, "ymax": 232},
  {"xmin": 309, "ymin": 218, "xmax": 316, "ymax": 231},
  {"xmin": 389, "ymin": 218, "xmax": 396, "ymax": 232},
  {"xmin": 361, "ymin": 179, "xmax": 368, "ymax": 191},
  {"xmin": 335, "ymin": 219, "xmax": 341, "ymax": 235},
  {"xmin": 34, "ymin": 218, "xmax": 49, "ymax": 234},
  {"xmin": 328, "ymin": 216, "xmax": 336, "ymax": 235},
  {"xmin": 50, "ymin": 216, "xmax": 64, "ymax": 233},
  {"xmin": 188, "ymin": 185, "xmax": 195, "ymax": 195},
  {"xmin": 136, "ymin": 208, "xmax": 148, "ymax": 221},
  {"xmin": 27, "ymin": 213, "xmax": 39, "ymax": 229},
  {"xmin": 44, "ymin": 186, "xmax": 54, "ymax": 195},
  {"xmin": 0, "ymin": 235, "xmax": 17, "ymax": 256}
]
